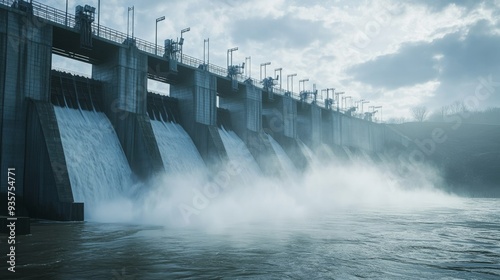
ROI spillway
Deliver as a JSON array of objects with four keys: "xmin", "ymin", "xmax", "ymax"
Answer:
[
  {"xmin": 54, "ymin": 106, "xmax": 135, "ymax": 214},
  {"xmin": 297, "ymin": 139, "xmax": 316, "ymax": 165},
  {"xmin": 218, "ymin": 128, "xmax": 262, "ymax": 179},
  {"xmin": 267, "ymin": 134, "xmax": 296, "ymax": 174},
  {"xmin": 150, "ymin": 119, "xmax": 206, "ymax": 174}
]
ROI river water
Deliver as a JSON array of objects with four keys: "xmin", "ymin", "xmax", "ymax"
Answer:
[
  {"xmin": 4, "ymin": 107, "xmax": 499, "ymax": 279},
  {"xmin": 3, "ymin": 198, "xmax": 499, "ymax": 279}
]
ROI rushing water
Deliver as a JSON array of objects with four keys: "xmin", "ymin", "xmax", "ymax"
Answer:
[
  {"xmin": 9, "ymin": 111, "xmax": 498, "ymax": 279},
  {"xmin": 150, "ymin": 119, "xmax": 206, "ymax": 174},
  {"xmin": 54, "ymin": 106, "xmax": 135, "ymax": 217},
  {"xmin": 267, "ymin": 134, "xmax": 297, "ymax": 175},
  {"xmin": 218, "ymin": 127, "xmax": 262, "ymax": 178},
  {"xmin": 4, "ymin": 198, "xmax": 499, "ymax": 279}
]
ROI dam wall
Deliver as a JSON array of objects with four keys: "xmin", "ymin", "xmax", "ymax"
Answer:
[{"xmin": 0, "ymin": 1, "xmax": 410, "ymax": 221}]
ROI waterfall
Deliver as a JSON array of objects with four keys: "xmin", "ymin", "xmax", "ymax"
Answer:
[
  {"xmin": 297, "ymin": 139, "xmax": 316, "ymax": 165},
  {"xmin": 150, "ymin": 119, "xmax": 206, "ymax": 174},
  {"xmin": 267, "ymin": 134, "xmax": 297, "ymax": 175},
  {"xmin": 218, "ymin": 128, "xmax": 262, "ymax": 180},
  {"xmin": 54, "ymin": 106, "xmax": 135, "ymax": 216}
]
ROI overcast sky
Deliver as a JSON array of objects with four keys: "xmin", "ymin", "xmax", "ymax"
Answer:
[{"xmin": 50, "ymin": 0, "xmax": 500, "ymax": 120}]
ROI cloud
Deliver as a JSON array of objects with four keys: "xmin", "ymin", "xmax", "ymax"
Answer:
[
  {"xmin": 231, "ymin": 15, "xmax": 332, "ymax": 49},
  {"xmin": 347, "ymin": 19, "xmax": 500, "ymax": 109},
  {"xmin": 347, "ymin": 43, "xmax": 438, "ymax": 89},
  {"xmin": 403, "ymin": 0, "xmax": 485, "ymax": 11}
]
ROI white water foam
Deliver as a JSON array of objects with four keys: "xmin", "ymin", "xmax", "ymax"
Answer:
[
  {"xmin": 54, "ymin": 106, "xmax": 135, "ymax": 218},
  {"xmin": 218, "ymin": 127, "xmax": 262, "ymax": 179},
  {"xmin": 267, "ymin": 134, "xmax": 297, "ymax": 176},
  {"xmin": 150, "ymin": 119, "xmax": 206, "ymax": 174}
]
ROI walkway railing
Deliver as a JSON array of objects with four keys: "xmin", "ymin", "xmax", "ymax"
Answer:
[{"xmin": 1, "ymin": 0, "xmax": 335, "ymax": 109}]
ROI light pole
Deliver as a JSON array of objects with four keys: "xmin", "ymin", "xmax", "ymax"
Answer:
[
  {"xmin": 245, "ymin": 57, "xmax": 251, "ymax": 77},
  {"xmin": 343, "ymin": 96, "xmax": 352, "ymax": 109},
  {"xmin": 275, "ymin": 68, "xmax": 282, "ymax": 91},
  {"xmin": 227, "ymin": 47, "xmax": 238, "ymax": 73},
  {"xmin": 287, "ymin": 73, "xmax": 297, "ymax": 94},
  {"xmin": 324, "ymin": 88, "xmax": 335, "ymax": 109},
  {"xmin": 361, "ymin": 100, "xmax": 370, "ymax": 114},
  {"xmin": 336, "ymin": 91, "xmax": 345, "ymax": 111},
  {"xmin": 227, "ymin": 47, "xmax": 238, "ymax": 68},
  {"xmin": 260, "ymin": 62, "xmax": 271, "ymax": 81},
  {"xmin": 203, "ymin": 38, "xmax": 210, "ymax": 66},
  {"xmin": 65, "ymin": 0, "xmax": 68, "ymax": 26},
  {"xmin": 127, "ymin": 6, "xmax": 134, "ymax": 39},
  {"xmin": 155, "ymin": 16, "xmax": 165, "ymax": 55},
  {"xmin": 373, "ymin": 106, "xmax": 382, "ymax": 122},
  {"xmin": 356, "ymin": 99, "xmax": 364, "ymax": 109},
  {"xmin": 179, "ymin": 27, "xmax": 190, "ymax": 63},
  {"xmin": 97, "ymin": 0, "xmax": 100, "ymax": 36},
  {"xmin": 299, "ymin": 78, "xmax": 309, "ymax": 93}
]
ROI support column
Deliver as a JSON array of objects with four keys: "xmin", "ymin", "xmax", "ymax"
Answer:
[
  {"xmin": 263, "ymin": 95, "xmax": 307, "ymax": 170},
  {"xmin": 220, "ymin": 82, "xmax": 284, "ymax": 176},
  {"xmin": 92, "ymin": 42, "xmax": 164, "ymax": 178},
  {"xmin": 0, "ymin": 8, "xmax": 82, "ymax": 220},
  {"xmin": 311, "ymin": 104, "xmax": 322, "ymax": 147},
  {"xmin": 170, "ymin": 69, "xmax": 227, "ymax": 167},
  {"xmin": 0, "ymin": 9, "xmax": 51, "ymax": 195},
  {"xmin": 297, "ymin": 102, "xmax": 323, "ymax": 149}
]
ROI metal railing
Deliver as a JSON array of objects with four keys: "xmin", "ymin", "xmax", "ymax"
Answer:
[{"xmin": 0, "ymin": 0, "xmax": 339, "ymax": 110}]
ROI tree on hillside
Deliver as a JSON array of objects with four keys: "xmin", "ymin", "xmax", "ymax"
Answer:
[
  {"xmin": 386, "ymin": 117, "xmax": 408, "ymax": 124},
  {"xmin": 448, "ymin": 100, "xmax": 469, "ymax": 115},
  {"xmin": 411, "ymin": 106, "xmax": 428, "ymax": 122}
]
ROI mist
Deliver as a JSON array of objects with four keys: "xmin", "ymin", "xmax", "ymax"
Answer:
[{"xmin": 89, "ymin": 143, "xmax": 462, "ymax": 231}]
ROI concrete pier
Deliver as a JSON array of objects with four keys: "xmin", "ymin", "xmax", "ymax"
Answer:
[
  {"xmin": 263, "ymin": 94, "xmax": 308, "ymax": 170},
  {"xmin": 220, "ymin": 81, "xmax": 284, "ymax": 176},
  {"xmin": 170, "ymin": 68, "xmax": 228, "ymax": 167},
  {"xmin": 0, "ymin": 7, "xmax": 52, "ymax": 197},
  {"xmin": 0, "ymin": 7, "xmax": 83, "ymax": 220},
  {"xmin": 92, "ymin": 42, "xmax": 164, "ymax": 179}
]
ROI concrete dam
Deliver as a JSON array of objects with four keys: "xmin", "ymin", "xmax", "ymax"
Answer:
[{"xmin": 0, "ymin": 0, "xmax": 408, "ymax": 221}]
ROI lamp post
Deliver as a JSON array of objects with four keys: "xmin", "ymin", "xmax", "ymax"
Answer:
[
  {"xmin": 287, "ymin": 73, "xmax": 297, "ymax": 94},
  {"xmin": 274, "ymin": 68, "xmax": 283, "ymax": 90},
  {"xmin": 299, "ymin": 78, "xmax": 309, "ymax": 93},
  {"xmin": 326, "ymin": 88, "xmax": 335, "ymax": 109},
  {"xmin": 373, "ymin": 106, "xmax": 382, "ymax": 122},
  {"xmin": 245, "ymin": 56, "xmax": 251, "ymax": 78},
  {"xmin": 203, "ymin": 38, "xmax": 210, "ymax": 66},
  {"xmin": 127, "ymin": 6, "xmax": 134, "ymax": 39},
  {"xmin": 356, "ymin": 99, "xmax": 364, "ymax": 110},
  {"xmin": 336, "ymin": 91, "xmax": 345, "ymax": 111},
  {"xmin": 227, "ymin": 47, "xmax": 238, "ymax": 73},
  {"xmin": 179, "ymin": 27, "xmax": 190, "ymax": 63},
  {"xmin": 155, "ymin": 16, "xmax": 165, "ymax": 55},
  {"xmin": 97, "ymin": 0, "xmax": 100, "ymax": 36},
  {"xmin": 65, "ymin": 0, "xmax": 68, "ymax": 26},
  {"xmin": 361, "ymin": 100, "xmax": 370, "ymax": 114},
  {"xmin": 343, "ymin": 96, "xmax": 352, "ymax": 109},
  {"xmin": 260, "ymin": 62, "xmax": 271, "ymax": 81}
]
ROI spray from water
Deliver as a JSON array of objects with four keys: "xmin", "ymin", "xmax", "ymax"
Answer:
[
  {"xmin": 89, "ymin": 124, "xmax": 460, "ymax": 230},
  {"xmin": 55, "ymin": 106, "xmax": 137, "ymax": 219}
]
